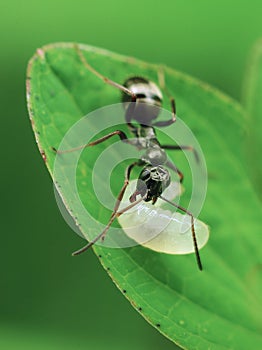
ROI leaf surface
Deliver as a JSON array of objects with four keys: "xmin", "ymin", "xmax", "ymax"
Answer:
[
  {"xmin": 26, "ymin": 43, "xmax": 262, "ymax": 349},
  {"xmin": 243, "ymin": 39, "xmax": 262, "ymax": 198}
]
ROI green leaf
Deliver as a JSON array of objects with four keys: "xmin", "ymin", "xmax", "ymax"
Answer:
[
  {"xmin": 243, "ymin": 39, "xmax": 262, "ymax": 199},
  {"xmin": 26, "ymin": 43, "xmax": 262, "ymax": 349}
]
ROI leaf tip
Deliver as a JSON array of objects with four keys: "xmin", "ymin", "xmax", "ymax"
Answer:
[{"xmin": 36, "ymin": 48, "xmax": 45, "ymax": 60}]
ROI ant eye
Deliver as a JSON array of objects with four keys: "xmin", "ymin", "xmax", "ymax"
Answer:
[{"xmin": 140, "ymin": 169, "xmax": 151, "ymax": 181}]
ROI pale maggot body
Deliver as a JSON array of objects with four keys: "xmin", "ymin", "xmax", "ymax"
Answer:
[{"xmin": 118, "ymin": 181, "xmax": 209, "ymax": 255}]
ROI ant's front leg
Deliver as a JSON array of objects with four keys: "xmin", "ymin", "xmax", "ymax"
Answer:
[
  {"xmin": 72, "ymin": 161, "xmax": 142, "ymax": 255},
  {"xmin": 166, "ymin": 160, "xmax": 184, "ymax": 183}
]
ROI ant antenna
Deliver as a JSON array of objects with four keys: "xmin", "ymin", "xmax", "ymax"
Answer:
[{"xmin": 160, "ymin": 196, "xmax": 203, "ymax": 271}]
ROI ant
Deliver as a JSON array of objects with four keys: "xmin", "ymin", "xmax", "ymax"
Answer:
[{"xmin": 53, "ymin": 44, "xmax": 203, "ymax": 271}]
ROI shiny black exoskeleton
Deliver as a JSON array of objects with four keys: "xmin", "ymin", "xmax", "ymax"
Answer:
[{"xmin": 120, "ymin": 76, "xmax": 182, "ymax": 204}]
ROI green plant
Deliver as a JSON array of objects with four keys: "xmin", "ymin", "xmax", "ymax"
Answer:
[{"xmin": 26, "ymin": 43, "xmax": 262, "ymax": 350}]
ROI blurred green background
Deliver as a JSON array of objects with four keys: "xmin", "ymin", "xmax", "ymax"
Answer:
[{"xmin": 1, "ymin": 1, "xmax": 262, "ymax": 349}]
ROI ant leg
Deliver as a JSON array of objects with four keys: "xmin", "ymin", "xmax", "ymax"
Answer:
[
  {"xmin": 105, "ymin": 162, "xmax": 138, "ymax": 226},
  {"xmin": 72, "ymin": 194, "xmax": 145, "ymax": 255},
  {"xmin": 74, "ymin": 43, "xmax": 138, "ymax": 133},
  {"xmin": 152, "ymin": 66, "xmax": 177, "ymax": 127},
  {"xmin": 161, "ymin": 144, "xmax": 199, "ymax": 163},
  {"xmin": 166, "ymin": 160, "xmax": 184, "ymax": 183},
  {"xmin": 153, "ymin": 98, "xmax": 176, "ymax": 127},
  {"xmin": 52, "ymin": 130, "xmax": 132, "ymax": 154},
  {"xmin": 72, "ymin": 161, "xmax": 141, "ymax": 255},
  {"xmin": 159, "ymin": 195, "xmax": 203, "ymax": 271},
  {"xmin": 74, "ymin": 44, "xmax": 137, "ymax": 102}
]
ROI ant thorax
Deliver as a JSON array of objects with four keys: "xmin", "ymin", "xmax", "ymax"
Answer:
[{"xmin": 141, "ymin": 147, "xmax": 167, "ymax": 166}]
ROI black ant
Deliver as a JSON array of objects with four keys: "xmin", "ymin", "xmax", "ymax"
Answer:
[{"xmin": 52, "ymin": 45, "xmax": 203, "ymax": 270}]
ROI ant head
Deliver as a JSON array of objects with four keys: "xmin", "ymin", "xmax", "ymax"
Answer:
[{"xmin": 130, "ymin": 165, "xmax": 171, "ymax": 204}]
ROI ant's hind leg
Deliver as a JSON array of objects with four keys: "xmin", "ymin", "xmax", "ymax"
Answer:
[
  {"xmin": 74, "ymin": 44, "xmax": 137, "ymax": 102},
  {"xmin": 74, "ymin": 44, "xmax": 138, "ymax": 132},
  {"xmin": 152, "ymin": 66, "xmax": 177, "ymax": 127}
]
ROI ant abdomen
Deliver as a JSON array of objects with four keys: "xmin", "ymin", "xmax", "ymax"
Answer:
[{"xmin": 122, "ymin": 76, "xmax": 163, "ymax": 125}]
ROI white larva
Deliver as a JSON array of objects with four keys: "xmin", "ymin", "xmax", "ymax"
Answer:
[{"xmin": 118, "ymin": 180, "xmax": 209, "ymax": 254}]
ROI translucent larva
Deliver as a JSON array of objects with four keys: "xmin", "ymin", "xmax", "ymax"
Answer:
[{"xmin": 118, "ymin": 180, "xmax": 209, "ymax": 254}]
